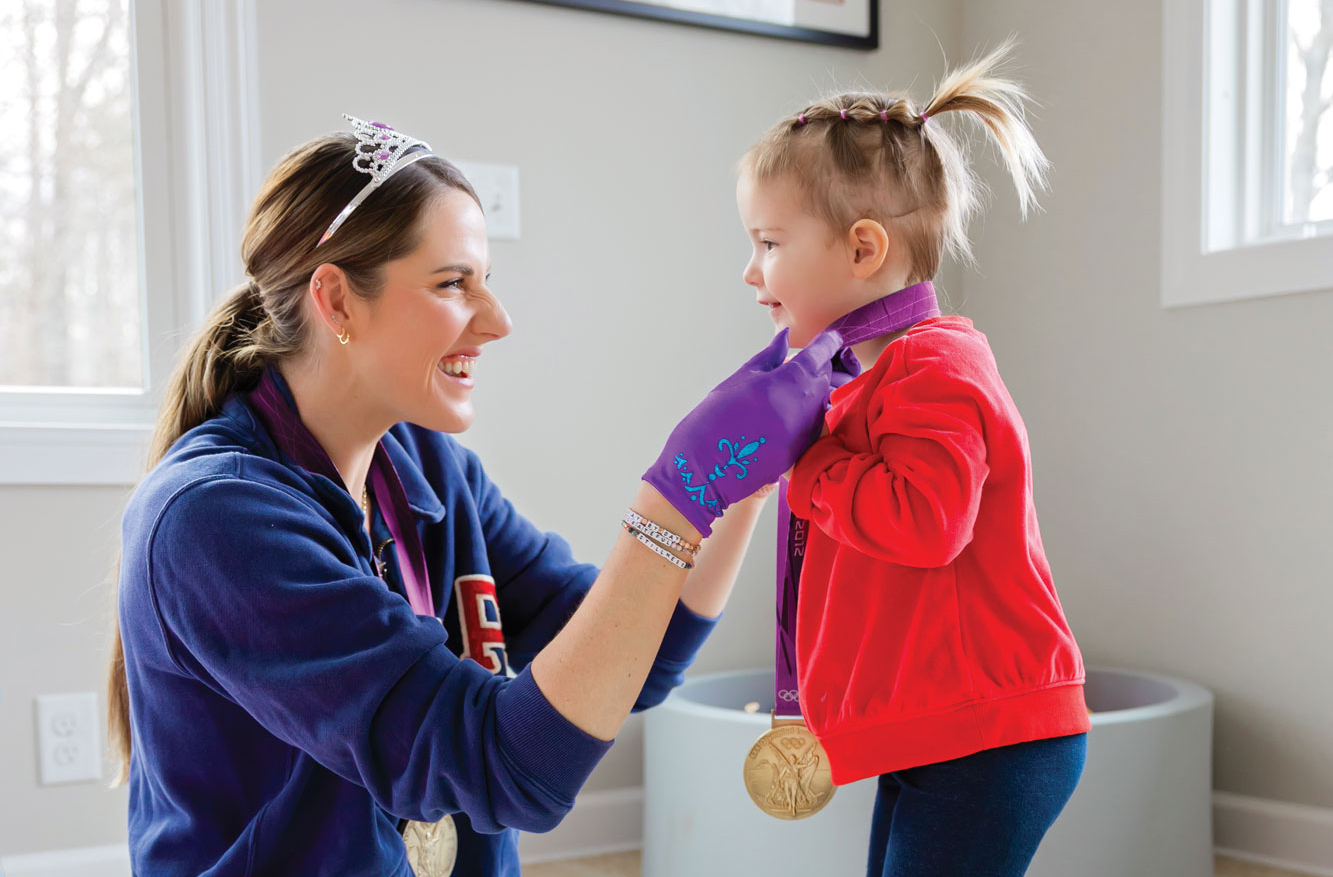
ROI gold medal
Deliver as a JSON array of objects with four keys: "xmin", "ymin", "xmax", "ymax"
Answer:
[
  {"xmin": 742, "ymin": 716, "xmax": 836, "ymax": 820},
  {"xmin": 403, "ymin": 815, "xmax": 457, "ymax": 876}
]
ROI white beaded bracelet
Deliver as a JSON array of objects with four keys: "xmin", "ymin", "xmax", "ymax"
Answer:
[
  {"xmin": 621, "ymin": 522, "xmax": 694, "ymax": 570},
  {"xmin": 624, "ymin": 509, "xmax": 700, "ymax": 557}
]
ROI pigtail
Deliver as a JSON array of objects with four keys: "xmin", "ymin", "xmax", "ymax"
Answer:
[{"xmin": 921, "ymin": 40, "xmax": 1050, "ymax": 219}]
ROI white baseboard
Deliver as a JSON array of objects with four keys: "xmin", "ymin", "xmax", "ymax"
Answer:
[
  {"xmin": 1214, "ymin": 791, "xmax": 1333, "ymax": 877},
  {"xmin": 518, "ymin": 787, "xmax": 643, "ymax": 864},
  {"xmin": 8, "ymin": 788, "xmax": 1329, "ymax": 875},
  {"xmin": 0, "ymin": 789, "xmax": 644, "ymax": 875},
  {"xmin": 0, "ymin": 843, "xmax": 130, "ymax": 877}
]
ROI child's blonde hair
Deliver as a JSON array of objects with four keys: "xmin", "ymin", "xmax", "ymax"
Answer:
[{"xmin": 741, "ymin": 41, "xmax": 1048, "ymax": 284}]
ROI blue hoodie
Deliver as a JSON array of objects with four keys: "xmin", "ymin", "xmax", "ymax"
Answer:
[{"xmin": 118, "ymin": 375, "xmax": 715, "ymax": 876}]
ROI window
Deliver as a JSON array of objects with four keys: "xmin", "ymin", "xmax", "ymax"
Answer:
[
  {"xmin": 0, "ymin": 0, "xmax": 142, "ymax": 391},
  {"xmin": 0, "ymin": 0, "xmax": 260, "ymax": 484},
  {"xmin": 1162, "ymin": 0, "xmax": 1333, "ymax": 307},
  {"xmin": 1279, "ymin": 0, "xmax": 1333, "ymax": 231}
]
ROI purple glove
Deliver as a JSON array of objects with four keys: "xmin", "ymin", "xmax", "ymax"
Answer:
[
  {"xmin": 644, "ymin": 328, "xmax": 845, "ymax": 537},
  {"xmin": 830, "ymin": 345, "xmax": 862, "ymax": 392}
]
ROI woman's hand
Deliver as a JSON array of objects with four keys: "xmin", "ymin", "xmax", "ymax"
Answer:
[
  {"xmin": 642, "ymin": 328, "xmax": 844, "ymax": 537},
  {"xmin": 777, "ymin": 420, "xmax": 833, "ymax": 484},
  {"xmin": 531, "ymin": 343, "xmax": 840, "ymax": 744}
]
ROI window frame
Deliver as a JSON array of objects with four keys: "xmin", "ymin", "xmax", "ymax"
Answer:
[
  {"xmin": 1161, "ymin": 0, "xmax": 1333, "ymax": 307},
  {"xmin": 0, "ymin": 0, "xmax": 261, "ymax": 485}
]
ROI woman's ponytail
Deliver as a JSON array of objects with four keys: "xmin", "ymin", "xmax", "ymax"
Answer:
[
  {"xmin": 146, "ymin": 281, "xmax": 267, "ymax": 467},
  {"xmin": 107, "ymin": 279, "xmax": 271, "ymax": 784}
]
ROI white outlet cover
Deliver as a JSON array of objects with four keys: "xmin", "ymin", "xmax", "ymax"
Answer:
[
  {"xmin": 454, "ymin": 161, "xmax": 520, "ymax": 241},
  {"xmin": 36, "ymin": 692, "xmax": 102, "ymax": 785}
]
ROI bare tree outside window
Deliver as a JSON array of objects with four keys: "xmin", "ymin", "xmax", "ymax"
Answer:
[
  {"xmin": 0, "ymin": 0, "xmax": 141, "ymax": 390},
  {"xmin": 1286, "ymin": 0, "xmax": 1333, "ymax": 224}
]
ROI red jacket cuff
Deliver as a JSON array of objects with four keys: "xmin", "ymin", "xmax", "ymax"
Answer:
[{"xmin": 787, "ymin": 435, "xmax": 852, "ymax": 519}]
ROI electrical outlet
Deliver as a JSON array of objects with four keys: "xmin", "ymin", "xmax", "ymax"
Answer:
[
  {"xmin": 454, "ymin": 161, "xmax": 520, "ymax": 241},
  {"xmin": 36, "ymin": 692, "xmax": 102, "ymax": 785}
]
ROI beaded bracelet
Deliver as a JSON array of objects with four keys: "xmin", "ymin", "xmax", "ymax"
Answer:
[
  {"xmin": 621, "ymin": 522, "xmax": 694, "ymax": 570},
  {"xmin": 623, "ymin": 509, "xmax": 701, "ymax": 557}
]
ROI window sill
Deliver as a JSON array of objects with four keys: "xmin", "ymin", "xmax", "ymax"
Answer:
[
  {"xmin": 1161, "ymin": 231, "xmax": 1333, "ymax": 308},
  {"xmin": 0, "ymin": 423, "xmax": 151, "ymax": 486}
]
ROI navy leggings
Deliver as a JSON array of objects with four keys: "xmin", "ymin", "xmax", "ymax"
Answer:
[{"xmin": 866, "ymin": 733, "xmax": 1087, "ymax": 877}]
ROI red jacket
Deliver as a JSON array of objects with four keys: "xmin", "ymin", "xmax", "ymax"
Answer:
[{"xmin": 787, "ymin": 316, "xmax": 1089, "ymax": 785}]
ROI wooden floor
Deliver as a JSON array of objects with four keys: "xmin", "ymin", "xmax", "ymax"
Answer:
[
  {"xmin": 1215, "ymin": 857, "xmax": 1326, "ymax": 877},
  {"xmin": 524, "ymin": 851, "xmax": 1322, "ymax": 877}
]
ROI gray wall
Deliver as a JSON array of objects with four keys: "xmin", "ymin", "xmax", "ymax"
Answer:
[
  {"xmin": 956, "ymin": 0, "xmax": 1333, "ymax": 807},
  {"xmin": 0, "ymin": 0, "xmax": 960, "ymax": 854},
  {"xmin": 0, "ymin": 487, "xmax": 131, "ymax": 850}
]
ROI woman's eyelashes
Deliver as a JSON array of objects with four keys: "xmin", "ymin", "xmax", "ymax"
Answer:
[
  {"xmin": 435, "ymin": 273, "xmax": 493, "ymax": 296},
  {"xmin": 762, "ymin": 239, "xmax": 777, "ymax": 251}
]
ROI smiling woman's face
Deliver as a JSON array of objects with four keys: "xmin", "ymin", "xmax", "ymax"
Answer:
[{"xmin": 357, "ymin": 189, "xmax": 512, "ymax": 433}]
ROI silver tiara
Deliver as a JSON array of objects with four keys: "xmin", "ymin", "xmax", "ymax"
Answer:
[{"xmin": 317, "ymin": 114, "xmax": 434, "ymax": 247}]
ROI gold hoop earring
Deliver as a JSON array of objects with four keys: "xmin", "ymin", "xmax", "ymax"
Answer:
[{"xmin": 336, "ymin": 325, "xmax": 350, "ymax": 345}]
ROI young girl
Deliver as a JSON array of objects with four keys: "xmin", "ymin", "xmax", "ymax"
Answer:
[{"xmin": 736, "ymin": 46, "xmax": 1090, "ymax": 876}]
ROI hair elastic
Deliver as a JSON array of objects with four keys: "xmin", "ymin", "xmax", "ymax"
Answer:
[
  {"xmin": 796, "ymin": 112, "xmax": 807, "ymax": 126},
  {"xmin": 839, "ymin": 108, "xmax": 849, "ymax": 120},
  {"xmin": 879, "ymin": 109, "xmax": 889, "ymax": 121},
  {"xmin": 920, "ymin": 112, "xmax": 930, "ymax": 123}
]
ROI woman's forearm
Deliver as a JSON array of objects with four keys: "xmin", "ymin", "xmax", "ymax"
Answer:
[
  {"xmin": 528, "ymin": 482, "xmax": 702, "ymax": 741},
  {"xmin": 678, "ymin": 488, "xmax": 771, "ymax": 618}
]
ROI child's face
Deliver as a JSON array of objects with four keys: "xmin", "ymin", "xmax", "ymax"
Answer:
[{"xmin": 736, "ymin": 171, "xmax": 861, "ymax": 348}]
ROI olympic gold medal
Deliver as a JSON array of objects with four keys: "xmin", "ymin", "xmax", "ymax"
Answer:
[
  {"xmin": 403, "ymin": 815, "xmax": 457, "ymax": 876},
  {"xmin": 743, "ymin": 720, "xmax": 836, "ymax": 820}
]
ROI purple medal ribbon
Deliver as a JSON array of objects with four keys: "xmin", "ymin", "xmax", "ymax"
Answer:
[
  {"xmin": 774, "ymin": 478, "xmax": 806, "ymax": 718},
  {"xmin": 774, "ymin": 281, "xmax": 940, "ymax": 719},
  {"xmin": 248, "ymin": 368, "xmax": 436, "ymax": 618},
  {"xmin": 826, "ymin": 280, "xmax": 941, "ymax": 365}
]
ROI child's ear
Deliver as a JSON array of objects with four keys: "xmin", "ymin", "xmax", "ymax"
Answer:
[{"xmin": 845, "ymin": 219, "xmax": 890, "ymax": 279}]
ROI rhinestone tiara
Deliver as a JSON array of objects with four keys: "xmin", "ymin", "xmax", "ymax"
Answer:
[{"xmin": 317, "ymin": 114, "xmax": 435, "ymax": 247}]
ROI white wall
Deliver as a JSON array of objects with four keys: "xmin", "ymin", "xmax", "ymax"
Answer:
[
  {"xmin": 957, "ymin": 0, "xmax": 1333, "ymax": 810},
  {"xmin": 0, "ymin": 0, "xmax": 961, "ymax": 856}
]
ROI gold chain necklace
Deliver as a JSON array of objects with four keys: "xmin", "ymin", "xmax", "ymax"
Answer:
[{"xmin": 360, "ymin": 484, "xmax": 396, "ymax": 578}]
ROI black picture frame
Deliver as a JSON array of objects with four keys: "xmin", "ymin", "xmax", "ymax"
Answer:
[{"xmin": 511, "ymin": 0, "xmax": 878, "ymax": 50}]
